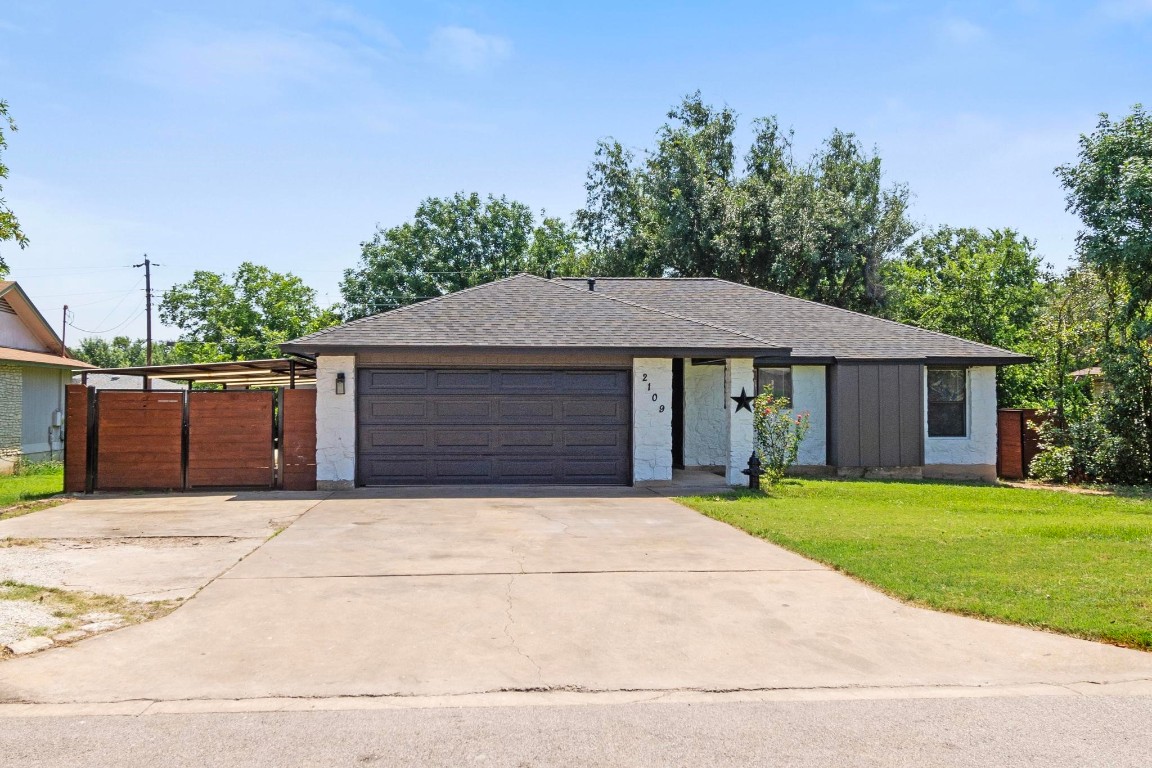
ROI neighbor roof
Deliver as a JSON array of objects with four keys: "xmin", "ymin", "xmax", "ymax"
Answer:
[
  {"xmin": 282, "ymin": 274, "xmax": 1028, "ymax": 364},
  {"xmin": 283, "ymin": 274, "xmax": 786, "ymax": 357},
  {"xmin": 557, "ymin": 278, "xmax": 1029, "ymax": 363}
]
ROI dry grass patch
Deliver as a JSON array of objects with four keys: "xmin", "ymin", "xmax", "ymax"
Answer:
[{"xmin": 1, "ymin": 580, "xmax": 179, "ymax": 655}]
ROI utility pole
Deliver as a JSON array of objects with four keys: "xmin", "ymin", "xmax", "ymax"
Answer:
[
  {"xmin": 61, "ymin": 305, "xmax": 68, "ymax": 357},
  {"xmin": 133, "ymin": 255, "xmax": 154, "ymax": 366}
]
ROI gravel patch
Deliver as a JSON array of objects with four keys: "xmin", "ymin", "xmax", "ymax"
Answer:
[
  {"xmin": 0, "ymin": 600, "xmax": 63, "ymax": 645},
  {"xmin": 0, "ymin": 546, "xmax": 70, "ymax": 587}
]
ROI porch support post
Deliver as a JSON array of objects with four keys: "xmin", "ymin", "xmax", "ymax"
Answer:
[
  {"xmin": 725, "ymin": 358, "xmax": 756, "ymax": 485},
  {"xmin": 632, "ymin": 358, "xmax": 673, "ymax": 483}
]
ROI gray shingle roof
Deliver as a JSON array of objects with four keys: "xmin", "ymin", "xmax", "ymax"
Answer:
[
  {"xmin": 557, "ymin": 278, "xmax": 1028, "ymax": 362},
  {"xmin": 284, "ymin": 274, "xmax": 1028, "ymax": 363},
  {"xmin": 284, "ymin": 274, "xmax": 781, "ymax": 354}
]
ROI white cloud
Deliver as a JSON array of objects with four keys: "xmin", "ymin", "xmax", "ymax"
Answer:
[
  {"xmin": 427, "ymin": 26, "xmax": 511, "ymax": 73},
  {"xmin": 938, "ymin": 17, "xmax": 987, "ymax": 44},
  {"xmin": 1098, "ymin": 0, "xmax": 1152, "ymax": 20},
  {"xmin": 320, "ymin": 4, "xmax": 402, "ymax": 50}
]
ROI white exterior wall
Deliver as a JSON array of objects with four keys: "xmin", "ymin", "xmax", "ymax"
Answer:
[
  {"xmin": 316, "ymin": 354, "xmax": 357, "ymax": 490},
  {"xmin": 20, "ymin": 366, "xmax": 67, "ymax": 458},
  {"xmin": 682, "ymin": 362, "xmax": 726, "ymax": 467},
  {"xmin": 0, "ymin": 310, "xmax": 44, "ymax": 351},
  {"xmin": 725, "ymin": 358, "xmax": 756, "ymax": 485},
  {"xmin": 792, "ymin": 365, "xmax": 827, "ymax": 466},
  {"xmin": 632, "ymin": 358, "xmax": 673, "ymax": 482},
  {"xmin": 924, "ymin": 365, "xmax": 997, "ymax": 468}
]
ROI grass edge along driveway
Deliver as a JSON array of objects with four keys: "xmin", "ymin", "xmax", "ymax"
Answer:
[
  {"xmin": 0, "ymin": 465, "xmax": 64, "ymax": 519},
  {"xmin": 679, "ymin": 480, "xmax": 1152, "ymax": 651}
]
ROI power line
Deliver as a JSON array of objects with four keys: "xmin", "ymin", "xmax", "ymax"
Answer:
[{"xmin": 67, "ymin": 306, "xmax": 146, "ymax": 335}]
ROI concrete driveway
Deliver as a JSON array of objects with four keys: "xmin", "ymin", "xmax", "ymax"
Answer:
[{"xmin": 2, "ymin": 487, "xmax": 1152, "ymax": 712}]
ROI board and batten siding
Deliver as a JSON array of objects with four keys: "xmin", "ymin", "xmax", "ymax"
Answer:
[{"xmin": 828, "ymin": 363, "xmax": 923, "ymax": 468}]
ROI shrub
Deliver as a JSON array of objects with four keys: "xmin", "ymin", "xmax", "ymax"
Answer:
[
  {"xmin": 1029, "ymin": 447, "xmax": 1074, "ymax": 483},
  {"xmin": 12, "ymin": 459, "xmax": 64, "ymax": 477},
  {"xmin": 752, "ymin": 393, "xmax": 811, "ymax": 485}
]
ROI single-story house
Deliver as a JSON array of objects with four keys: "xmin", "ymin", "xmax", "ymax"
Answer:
[
  {"xmin": 73, "ymin": 372, "xmax": 186, "ymax": 391},
  {"xmin": 281, "ymin": 275, "xmax": 1028, "ymax": 489},
  {"xmin": 0, "ymin": 280, "xmax": 94, "ymax": 471}
]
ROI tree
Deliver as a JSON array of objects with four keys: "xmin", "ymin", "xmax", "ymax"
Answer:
[
  {"xmin": 160, "ymin": 262, "xmax": 338, "ymax": 361},
  {"xmin": 340, "ymin": 193, "xmax": 587, "ymax": 319},
  {"xmin": 575, "ymin": 93, "xmax": 915, "ymax": 312},
  {"xmin": 0, "ymin": 99, "xmax": 29, "ymax": 277},
  {"xmin": 70, "ymin": 336, "xmax": 183, "ymax": 368},
  {"xmin": 883, "ymin": 227, "xmax": 1049, "ymax": 405},
  {"xmin": 1056, "ymin": 105, "xmax": 1152, "ymax": 483}
]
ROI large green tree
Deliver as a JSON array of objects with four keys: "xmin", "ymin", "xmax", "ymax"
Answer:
[
  {"xmin": 340, "ymin": 193, "xmax": 586, "ymax": 319},
  {"xmin": 575, "ymin": 93, "xmax": 915, "ymax": 312},
  {"xmin": 71, "ymin": 336, "xmax": 183, "ymax": 368},
  {"xmin": 160, "ymin": 262, "xmax": 337, "ymax": 361},
  {"xmin": 1054, "ymin": 105, "xmax": 1152, "ymax": 483},
  {"xmin": 883, "ymin": 227, "xmax": 1048, "ymax": 405},
  {"xmin": 0, "ymin": 99, "xmax": 29, "ymax": 276}
]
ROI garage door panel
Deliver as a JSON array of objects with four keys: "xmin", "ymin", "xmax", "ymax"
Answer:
[
  {"xmin": 362, "ymin": 370, "xmax": 429, "ymax": 391},
  {"xmin": 357, "ymin": 368, "xmax": 630, "ymax": 485},
  {"xmin": 363, "ymin": 428, "xmax": 431, "ymax": 449},
  {"xmin": 362, "ymin": 398, "xmax": 429, "ymax": 420},
  {"xmin": 433, "ymin": 429, "xmax": 493, "ymax": 448}
]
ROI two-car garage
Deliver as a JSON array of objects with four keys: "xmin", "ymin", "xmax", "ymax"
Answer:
[{"xmin": 356, "ymin": 368, "xmax": 632, "ymax": 485}]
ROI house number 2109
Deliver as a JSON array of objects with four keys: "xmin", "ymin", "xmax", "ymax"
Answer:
[{"xmin": 641, "ymin": 373, "xmax": 665, "ymax": 412}]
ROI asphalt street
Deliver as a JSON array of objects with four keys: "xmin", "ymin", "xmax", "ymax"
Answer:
[{"xmin": 3, "ymin": 695, "xmax": 1151, "ymax": 768}]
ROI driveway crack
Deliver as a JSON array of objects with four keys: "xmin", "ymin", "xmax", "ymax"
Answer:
[{"xmin": 502, "ymin": 574, "xmax": 542, "ymax": 682}]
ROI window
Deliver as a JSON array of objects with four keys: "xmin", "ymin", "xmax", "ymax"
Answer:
[
  {"xmin": 927, "ymin": 367, "xmax": 966, "ymax": 437},
  {"xmin": 756, "ymin": 367, "xmax": 792, "ymax": 403}
]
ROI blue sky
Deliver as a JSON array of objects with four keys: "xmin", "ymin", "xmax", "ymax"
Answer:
[{"xmin": 1, "ymin": 0, "xmax": 1149, "ymax": 341}]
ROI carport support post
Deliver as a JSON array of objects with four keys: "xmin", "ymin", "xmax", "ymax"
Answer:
[{"xmin": 725, "ymin": 358, "xmax": 756, "ymax": 485}]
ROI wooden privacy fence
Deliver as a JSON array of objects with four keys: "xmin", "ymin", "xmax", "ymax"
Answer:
[
  {"xmin": 997, "ymin": 408, "xmax": 1046, "ymax": 480},
  {"xmin": 64, "ymin": 385, "xmax": 316, "ymax": 493}
]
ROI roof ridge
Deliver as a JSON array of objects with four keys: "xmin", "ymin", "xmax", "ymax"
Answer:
[
  {"xmin": 290, "ymin": 273, "xmax": 534, "ymax": 344},
  {"xmin": 708, "ymin": 279, "xmax": 1023, "ymax": 357},
  {"xmin": 544, "ymin": 275, "xmax": 780, "ymax": 347}
]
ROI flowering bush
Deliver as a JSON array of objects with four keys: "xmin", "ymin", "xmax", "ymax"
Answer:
[{"xmin": 752, "ymin": 393, "xmax": 811, "ymax": 485}]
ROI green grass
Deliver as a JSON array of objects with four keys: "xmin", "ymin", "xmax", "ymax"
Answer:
[
  {"xmin": 680, "ymin": 480, "xmax": 1152, "ymax": 650},
  {"xmin": 0, "ymin": 464, "xmax": 64, "ymax": 512}
]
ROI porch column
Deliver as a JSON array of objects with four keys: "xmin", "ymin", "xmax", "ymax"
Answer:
[
  {"xmin": 632, "ymin": 358, "xmax": 673, "ymax": 483},
  {"xmin": 725, "ymin": 358, "xmax": 756, "ymax": 485},
  {"xmin": 316, "ymin": 354, "xmax": 356, "ymax": 490}
]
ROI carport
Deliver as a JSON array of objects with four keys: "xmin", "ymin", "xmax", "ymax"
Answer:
[{"xmin": 65, "ymin": 358, "xmax": 318, "ymax": 493}]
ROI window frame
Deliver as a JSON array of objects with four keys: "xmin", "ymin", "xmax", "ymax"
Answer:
[
  {"xmin": 755, "ymin": 366, "xmax": 793, "ymax": 404},
  {"xmin": 926, "ymin": 366, "xmax": 968, "ymax": 439}
]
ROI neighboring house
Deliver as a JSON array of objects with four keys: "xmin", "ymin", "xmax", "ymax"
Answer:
[
  {"xmin": 282, "ymin": 275, "xmax": 1028, "ymax": 489},
  {"xmin": 73, "ymin": 373, "xmax": 186, "ymax": 391},
  {"xmin": 1070, "ymin": 366, "xmax": 1107, "ymax": 399},
  {"xmin": 0, "ymin": 281, "xmax": 94, "ymax": 471}
]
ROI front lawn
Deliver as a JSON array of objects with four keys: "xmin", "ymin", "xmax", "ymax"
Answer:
[
  {"xmin": 0, "ymin": 464, "xmax": 64, "ymax": 515},
  {"xmin": 680, "ymin": 480, "xmax": 1152, "ymax": 650}
]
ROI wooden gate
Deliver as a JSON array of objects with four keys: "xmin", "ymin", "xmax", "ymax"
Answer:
[
  {"xmin": 187, "ymin": 391, "xmax": 274, "ymax": 489},
  {"xmin": 997, "ymin": 408, "xmax": 1046, "ymax": 480},
  {"xmin": 65, "ymin": 384, "xmax": 315, "ymax": 492}
]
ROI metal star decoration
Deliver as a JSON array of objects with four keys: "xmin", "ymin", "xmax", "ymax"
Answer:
[{"xmin": 731, "ymin": 387, "xmax": 754, "ymax": 413}]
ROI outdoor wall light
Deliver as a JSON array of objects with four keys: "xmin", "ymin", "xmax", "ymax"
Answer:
[{"xmin": 335, "ymin": 372, "xmax": 346, "ymax": 395}]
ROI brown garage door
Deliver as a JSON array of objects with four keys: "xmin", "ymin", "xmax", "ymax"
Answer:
[{"xmin": 357, "ymin": 368, "xmax": 631, "ymax": 485}]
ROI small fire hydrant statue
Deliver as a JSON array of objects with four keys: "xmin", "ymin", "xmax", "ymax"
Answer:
[{"xmin": 741, "ymin": 451, "xmax": 762, "ymax": 491}]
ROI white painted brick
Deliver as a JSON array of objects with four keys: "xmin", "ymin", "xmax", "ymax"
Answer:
[
  {"xmin": 316, "ymin": 355, "xmax": 356, "ymax": 489},
  {"xmin": 924, "ymin": 366, "xmax": 997, "ymax": 467},
  {"xmin": 632, "ymin": 358, "xmax": 673, "ymax": 482},
  {"xmin": 792, "ymin": 366, "xmax": 827, "ymax": 466},
  {"xmin": 725, "ymin": 358, "xmax": 756, "ymax": 485},
  {"xmin": 683, "ymin": 362, "xmax": 726, "ymax": 467}
]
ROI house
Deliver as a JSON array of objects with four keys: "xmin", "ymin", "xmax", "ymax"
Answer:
[
  {"xmin": 73, "ymin": 372, "xmax": 185, "ymax": 391},
  {"xmin": 281, "ymin": 275, "xmax": 1028, "ymax": 489},
  {"xmin": 0, "ymin": 281, "xmax": 94, "ymax": 471}
]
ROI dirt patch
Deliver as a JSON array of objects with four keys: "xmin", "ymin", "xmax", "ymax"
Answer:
[
  {"xmin": 1, "ymin": 536, "xmax": 241, "ymax": 550},
  {"xmin": 0, "ymin": 581, "xmax": 179, "ymax": 659}
]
